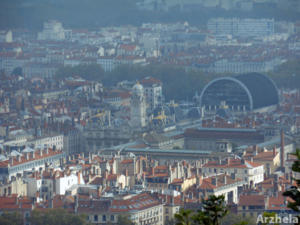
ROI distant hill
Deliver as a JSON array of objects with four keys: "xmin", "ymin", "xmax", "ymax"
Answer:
[{"xmin": 0, "ymin": 0, "xmax": 299, "ymax": 30}]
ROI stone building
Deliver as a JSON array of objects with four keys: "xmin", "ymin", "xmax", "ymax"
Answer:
[{"xmin": 130, "ymin": 83, "xmax": 147, "ymax": 129}]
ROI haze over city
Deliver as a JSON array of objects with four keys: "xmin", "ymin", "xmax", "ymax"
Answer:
[{"xmin": 0, "ymin": 0, "xmax": 300, "ymax": 225}]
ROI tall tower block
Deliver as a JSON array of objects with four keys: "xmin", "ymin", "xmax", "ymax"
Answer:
[{"xmin": 130, "ymin": 83, "xmax": 147, "ymax": 129}]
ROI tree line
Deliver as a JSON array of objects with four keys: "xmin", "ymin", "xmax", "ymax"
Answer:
[
  {"xmin": 0, "ymin": 209, "xmax": 133, "ymax": 225},
  {"xmin": 54, "ymin": 60, "xmax": 300, "ymax": 101},
  {"xmin": 1, "ymin": 0, "xmax": 300, "ymax": 30}
]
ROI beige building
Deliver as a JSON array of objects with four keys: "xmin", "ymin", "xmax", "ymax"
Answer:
[
  {"xmin": 130, "ymin": 83, "xmax": 147, "ymax": 129},
  {"xmin": 169, "ymin": 176, "xmax": 196, "ymax": 192},
  {"xmin": 202, "ymin": 158, "xmax": 264, "ymax": 186},
  {"xmin": 238, "ymin": 194, "xmax": 266, "ymax": 218},
  {"xmin": 0, "ymin": 176, "xmax": 27, "ymax": 196},
  {"xmin": 197, "ymin": 174, "xmax": 245, "ymax": 204},
  {"xmin": 244, "ymin": 147, "xmax": 280, "ymax": 177},
  {"xmin": 77, "ymin": 192, "xmax": 164, "ymax": 225}
]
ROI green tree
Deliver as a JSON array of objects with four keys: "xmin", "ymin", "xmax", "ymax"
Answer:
[
  {"xmin": 0, "ymin": 211, "xmax": 23, "ymax": 225},
  {"xmin": 55, "ymin": 64, "xmax": 105, "ymax": 81},
  {"xmin": 221, "ymin": 213, "xmax": 256, "ymax": 225},
  {"xmin": 174, "ymin": 195, "xmax": 228, "ymax": 225},
  {"xmin": 30, "ymin": 209, "xmax": 90, "ymax": 225},
  {"xmin": 166, "ymin": 218, "xmax": 176, "ymax": 225},
  {"xmin": 202, "ymin": 195, "xmax": 228, "ymax": 225},
  {"xmin": 116, "ymin": 215, "xmax": 134, "ymax": 225},
  {"xmin": 283, "ymin": 148, "xmax": 300, "ymax": 225},
  {"xmin": 174, "ymin": 208, "xmax": 194, "ymax": 225}
]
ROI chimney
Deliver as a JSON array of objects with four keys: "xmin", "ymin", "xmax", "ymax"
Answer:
[
  {"xmin": 180, "ymin": 192, "xmax": 185, "ymax": 203},
  {"xmin": 40, "ymin": 149, "xmax": 43, "ymax": 156},
  {"xmin": 227, "ymin": 158, "xmax": 231, "ymax": 165},
  {"xmin": 231, "ymin": 173, "xmax": 235, "ymax": 180},
  {"xmin": 50, "ymin": 169, "xmax": 54, "ymax": 177},
  {"xmin": 285, "ymin": 173, "xmax": 290, "ymax": 182},
  {"xmin": 253, "ymin": 145, "xmax": 258, "ymax": 155},
  {"xmin": 32, "ymin": 151, "xmax": 35, "ymax": 159},
  {"xmin": 196, "ymin": 175, "xmax": 202, "ymax": 186},
  {"xmin": 273, "ymin": 146, "xmax": 276, "ymax": 156},
  {"xmin": 171, "ymin": 196, "xmax": 174, "ymax": 205},
  {"xmin": 224, "ymin": 175, "xmax": 227, "ymax": 185},
  {"xmin": 151, "ymin": 167, "xmax": 155, "ymax": 176},
  {"xmin": 77, "ymin": 171, "xmax": 81, "ymax": 184},
  {"xmin": 49, "ymin": 198, "xmax": 53, "ymax": 208},
  {"xmin": 280, "ymin": 129, "xmax": 285, "ymax": 172},
  {"xmin": 212, "ymin": 176, "xmax": 218, "ymax": 186},
  {"xmin": 25, "ymin": 153, "xmax": 29, "ymax": 160},
  {"xmin": 74, "ymin": 195, "xmax": 78, "ymax": 213}
]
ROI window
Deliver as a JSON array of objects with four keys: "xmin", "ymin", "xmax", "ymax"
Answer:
[
  {"xmin": 102, "ymin": 215, "xmax": 106, "ymax": 221},
  {"xmin": 165, "ymin": 208, "xmax": 169, "ymax": 214},
  {"xmin": 110, "ymin": 215, "xmax": 114, "ymax": 221},
  {"xmin": 94, "ymin": 215, "xmax": 98, "ymax": 221}
]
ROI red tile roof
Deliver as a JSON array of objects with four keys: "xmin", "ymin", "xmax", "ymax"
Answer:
[
  {"xmin": 0, "ymin": 196, "xmax": 33, "ymax": 210},
  {"xmin": 203, "ymin": 158, "xmax": 262, "ymax": 169},
  {"xmin": 110, "ymin": 193, "xmax": 160, "ymax": 213},
  {"xmin": 0, "ymin": 148, "xmax": 63, "ymax": 168},
  {"xmin": 239, "ymin": 195, "xmax": 265, "ymax": 207}
]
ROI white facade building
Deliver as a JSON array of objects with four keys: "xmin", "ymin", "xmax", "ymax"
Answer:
[
  {"xmin": 26, "ymin": 170, "xmax": 84, "ymax": 200},
  {"xmin": 37, "ymin": 20, "xmax": 66, "ymax": 41},
  {"xmin": 209, "ymin": 58, "xmax": 282, "ymax": 73},
  {"xmin": 140, "ymin": 77, "xmax": 163, "ymax": 110},
  {"xmin": 0, "ymin": 148, "xmax": 65, "ymax": 179},
  {"xmin": 130, "ymin": 83, "xmax": 147, "ymax": 129},
  {"xmin": 202, "ymin": 158, "xmax": 264, "ymax": 186},
  {"xmin": 97, "ymin": 57, "xmax": 118, "ymax": 72},
  {"xmin": 208, "ymin": 18, "xmax": 274, "ymax": 37},
  {"xmin": 28, "ymin": 134, "xmax": 64, "ymax": 150},
  {"xmin": 55, "ymin": 171, "xmax": 83, "ymax": 195},
  {"xmin": 0, "ymin": 30, "xmax": 13, "ymax": 43}
]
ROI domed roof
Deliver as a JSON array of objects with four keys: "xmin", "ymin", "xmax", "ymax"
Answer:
[
  {"xmin": 132, "ymin": 82, "xmax": 144, "ymax": 94},
  {"xmin": 200, "ymin": 73, "xmax": 279, "ymax": 110},
  {"xmin": 235, "ymin": 73, "xmax": 279, "ymax": 109}
]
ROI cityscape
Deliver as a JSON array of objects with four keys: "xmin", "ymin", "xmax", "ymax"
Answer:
[{"xmin": 0, "ymin": 0, "xmax": 300, "ymax": 225}]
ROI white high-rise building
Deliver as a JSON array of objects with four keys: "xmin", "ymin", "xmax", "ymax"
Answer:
[
  {"xmin": 130, "ymin": 83, "xmax": 147, "ymax": 129},
  {"xmin": 140, "ymin": 76, "xmax": 163, "ymax": 111},
  {"xmin": 37, "ymin": 20, "xmax": 66, "ymax": 41},
  {"xmin": 208, "ymin": 18, "xmax": 274, "ymax": 37}
]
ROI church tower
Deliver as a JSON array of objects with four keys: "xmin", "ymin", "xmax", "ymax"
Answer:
[{"xmin": 130, "ymin": 82, "xmax": 147, "ymax": 129}]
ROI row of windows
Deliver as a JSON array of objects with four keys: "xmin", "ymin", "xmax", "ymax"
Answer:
[{"xmin": 93, "ymin": 214, "xmax": 113, "ymax": 222}]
